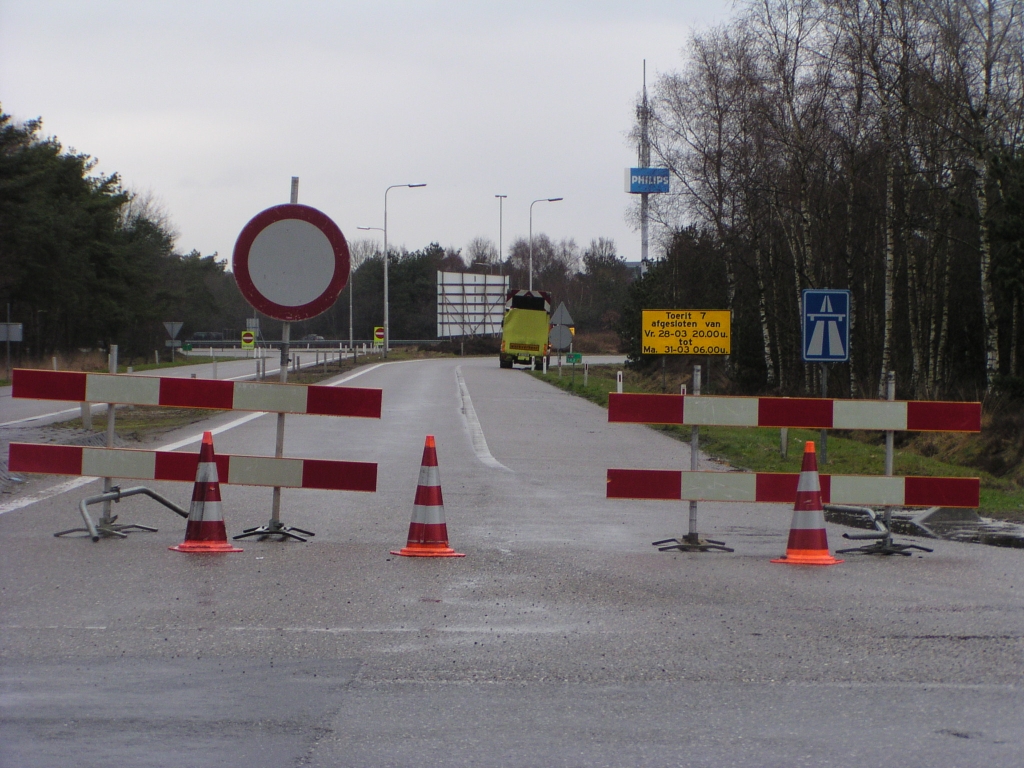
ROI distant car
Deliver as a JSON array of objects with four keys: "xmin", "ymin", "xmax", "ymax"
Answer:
[{"xmin": 302, "ymin": 334, "xmax": 325, "ymax": 341}]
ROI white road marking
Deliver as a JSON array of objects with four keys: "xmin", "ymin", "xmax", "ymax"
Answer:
[
  {"xmin": 0, "ymin": 476, "xmax": 98, "ymax": 516},
  {"xmin": 0, "ymin": 405, "xmax": 92, "ymax": 428},
  {"xmin": 456, "ymin": 366, "xmax": 512, "ymax": 472}
]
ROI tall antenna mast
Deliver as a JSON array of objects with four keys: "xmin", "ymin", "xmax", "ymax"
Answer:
[{"xmin": 638, "ymin": 60, "xmax": 652, "ymax": 268}]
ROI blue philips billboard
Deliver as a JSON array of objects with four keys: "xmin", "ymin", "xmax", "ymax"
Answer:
[{"xmin": 625, "ymin": 167, "xmax": 670, "ymax": 194}]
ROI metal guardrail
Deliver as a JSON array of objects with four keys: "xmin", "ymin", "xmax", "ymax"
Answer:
[{"xmin": 184, "ymin": 339, "xmax": 449, "ymax": 349}]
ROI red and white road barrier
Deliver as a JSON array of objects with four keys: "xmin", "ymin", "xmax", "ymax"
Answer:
[
  {"xmin": 608, "ymin": 393, "xmax": 981, "ymax": 432},
  {"xmin": 606, "ymin": 468, "xmax": 979, "ymax": 508},
  {"xmin": 9, "ymin": 442, "xmax": 377, "ymax": 492},
  {"xmin": 12, "ymin": 369, "xmax": 381, "ymax": 418}
]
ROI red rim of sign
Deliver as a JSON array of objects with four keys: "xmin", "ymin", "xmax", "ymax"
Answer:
[{"xmin": 232, "ymin": 204, "xmax": 350, "ymax": 321}]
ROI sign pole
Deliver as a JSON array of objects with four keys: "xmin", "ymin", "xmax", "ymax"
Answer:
[
  {"xmin": 5, "ymin": 303, "xmax": 10, "ymax": 379},
  {"xmin": 269, "ymin": 320, "xmax": 290, "ymax": 530},
  {"xmin": 270, "ymin": 179, "xmax": 304, "ymax": 538},
  {"xmin": 820, "ymin": 362, "xmax": 828, "ymax": 465},
  {"xmin": 884, "ymin": 370, "xmax": 895, "ymax": 529},
  {"xmin": 230, "ymin": 180, "xmax": 350, "ymax": 542},
  {"xmin": 687, "ymin": 365, "xmax": 701, "ymax": 544},
  {"xmin": 652, "ymin": 363, "xmax": 733, "ymax": 554},
  {"xmin": 233, "ymin": 176, "xmax": 325, "ymax": 543}
]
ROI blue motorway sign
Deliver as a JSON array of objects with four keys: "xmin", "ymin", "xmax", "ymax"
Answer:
[
  {"xmin": 625, "ymin": 167, "xmax": 670, "ymax": 194},
  {"xmin": 802, "ymin": 289, "xmax": 850, "ymax": 363}
]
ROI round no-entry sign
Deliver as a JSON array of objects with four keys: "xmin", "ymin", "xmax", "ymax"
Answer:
[{"xmin": 232, "ymin": 204, "xmax": 350, "ymax": 322}]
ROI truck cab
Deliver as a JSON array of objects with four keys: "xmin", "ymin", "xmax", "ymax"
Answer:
[{"xmin": 499, "ymin": 289, "xmax": 552, "ymax": 369}]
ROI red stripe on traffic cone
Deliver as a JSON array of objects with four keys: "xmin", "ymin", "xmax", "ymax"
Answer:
[
  {"xmin": 171, "ymin": 432, "xmax": 242, "ymax": 553},
  {"xmin": 771, "ymin": 441, "xmax": 841, "ymax": 566},
  {"xmin": 391, "ymin": 435, "xmax": 465, "ymax": 558}
]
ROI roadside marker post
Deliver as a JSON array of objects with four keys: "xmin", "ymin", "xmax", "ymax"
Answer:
[{"xmin": 607, "ymin": 382, "xmax": 981, "ymax": 557}]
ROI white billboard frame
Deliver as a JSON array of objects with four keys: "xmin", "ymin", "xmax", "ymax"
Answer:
[{"xmin": 437, "ymin": 271, "xmax": 509, "ymax": 338}]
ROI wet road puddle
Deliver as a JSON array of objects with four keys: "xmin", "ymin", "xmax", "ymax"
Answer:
[{"xmin": 825, "ymin": 506, "xmax": 1024, "ymax": 549}]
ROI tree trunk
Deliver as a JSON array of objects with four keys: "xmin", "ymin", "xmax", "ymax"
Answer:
[
  {"xmin": 976, "ymin": 156, "xmax": 999, "ymax": 389},
  {"xmin": 845, "ymin": 170, "xmax": 858, "ymax": 398},
  {"xmin": 754, "ymin": 239, "xmax": 776, "ymax": 386},
  {"xmin": 878, "ymin": 157, "xmax": 896, "ymax": 398},
  {"xmin": 934, "ymin": 233, "xmax": 952, "ymax": 397},
  {"xmin": 904, "ymin": 177, "xmax": 924, "ymax": 398},
  {"xmin": 1012, "ymin": 291, "xmax": 1020, "ymax": 376}
]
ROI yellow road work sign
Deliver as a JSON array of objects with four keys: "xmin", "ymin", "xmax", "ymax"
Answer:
[{"xmin": 641, "ymin": 310, "xmax": 731, "ymax": 355}]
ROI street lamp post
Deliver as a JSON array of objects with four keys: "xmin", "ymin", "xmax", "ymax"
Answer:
[
  {"xmin": 495, "ymin": 194, "xmax": 506, "ymax": 275},
  {"xmin": 356, "ymin": 225, "xmax": 385, "ymax": 360},
  {"xmin": 529, "ymin": 197, "xmax": 563, "ymax": 291},
  {"xmin": 383, "ymin": 183, "xmax": 426, "ymax": 357}
]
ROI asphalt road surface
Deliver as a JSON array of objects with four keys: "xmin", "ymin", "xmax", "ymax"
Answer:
[{"xmin": 1, "ymin": 356, "xmax": 1022, "ymax": 767}]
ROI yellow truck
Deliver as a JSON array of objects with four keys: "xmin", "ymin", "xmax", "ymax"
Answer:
[{"xmin": 499, "ymin": 289, "xmax": 552, "ymax": 369}]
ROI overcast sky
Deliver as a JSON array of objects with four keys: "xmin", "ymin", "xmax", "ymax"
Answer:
[{"xmin": 1, "ymin": 1, "xmax": 731, "ymax": 267}]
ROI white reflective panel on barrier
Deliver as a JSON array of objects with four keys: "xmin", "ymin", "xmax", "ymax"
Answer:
[
  {"xmin": 228, "ymin": 456, "xmax": 304, "ymax": 488},
  {"xmin": 830, "ymin": 475, "xmax": 905, "ymax": 506},
  {"xmin": 832, "ymin": 400, "xmax": 908, "ymax": 431},
  {"xmin": 85, "ymin": 374, "xmax": 161, "ymax": 406},
  {"xmin": 82, "ymin": 447, "xmax": 157, "ymax": 480},
  {"xmin": 232, "ymin": 381, "xmax": 309, "ymax": 413},
  {"xmin": 681, "ymin": 472, "xmax": 756, "ymax": 501},
  {"xmin": 683, "ymin": 396, "xmax": 759, "ymax": 427}
]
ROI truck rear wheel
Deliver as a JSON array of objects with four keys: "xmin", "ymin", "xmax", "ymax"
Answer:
[
  {"xmin": 499, "ymin": 355, "xmax": 513, "ymax": 369},
  {"xmin": 533, "ymin": 357, "xmax": 544, "ymax": 371}
]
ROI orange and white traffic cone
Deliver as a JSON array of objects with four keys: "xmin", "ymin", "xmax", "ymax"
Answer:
[
  {"xmin": 391, "ymin": 435, "xmax": 465, "ymax": 558},
  {"xmin": 170, "ymin": 432, "xmax": 242, "ymax": 553},
  {"xmin": 771, "ymin": 441, "xmax": 842, "ymax": 566}
]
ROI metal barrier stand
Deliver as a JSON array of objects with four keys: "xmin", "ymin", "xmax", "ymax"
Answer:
[
  {"xmin": 55, "ymin": 486, "xmax": 187, "ymax": 542},
  {"xmin": 831, "ymin": 503, "xmax": 934, "ymax": 556},
  {"xmin": 52, "ymin": 345, "xmax": 190, "ymax": 542},
  {"xmin": 833, "ymin": 374, "xmax": 933, "ymax": 556},
  {"xmin": 81, "ymin": 345, "xmax": 159, "ymax": 540},
  {"xmin": 653, "ymin": 365, "xmax": 734, "ymax": 554},
  {"xmin": 233, "ymin": 320, "xmax": 315, "ymax": 543}
]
